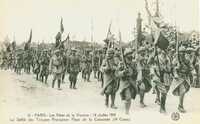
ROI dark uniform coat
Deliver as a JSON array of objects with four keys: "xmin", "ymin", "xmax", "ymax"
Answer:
[
  {"xmin": 116, "ymin": 61, "xmax": 138, "ymax": 100},
  {"xmin": 100, "ymin": 58, "xmax": 119, "ymax": 95}
]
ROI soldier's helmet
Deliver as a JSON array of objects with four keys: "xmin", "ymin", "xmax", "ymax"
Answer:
[
  {"xmin": 43, "ymin": 49, "xmax": 48, "ymax": 53},
  {"xmin": 98, "ymin": 49, "xmax": 103, "ymax": 54},
  {"xmin": 179, "ymin": 46, "xmax": 187, "ymax": 53},
  {"xmin": 102, "ymin": 46, "xmax": 107, "ymax": 53},
  {"xmin": 54, "ymin": 49, "xmax": 60, "ymax": 54},
  {"xmin": 106, "ymin": 48, "xmax": 115, "ymax": 58},
  {"xmin": 71, "ymin": 48, "xmax": 77, "ymax": 55},
  {"xmin": 124, "ymin": 48, "xmax": 133, "ymax": 57},
  {"xmin": 107, "ymin": 48, "xmax": 115, "ymax": 55},
  {"xmin": 114, "ymin": 51, "xmax": 120, "ymax": 58},
  {"xmin": 138, "ymin": 47, "xmax": 146, "ymax": 54},
  {"xmin": 85, "ymin": 49, "xmax": 91, "ymax": 54},
  {"xmin": 16, "ymin": 49, "xmax": 23, "ymax": 55},
  {"xmin": 71, "ymin": 48, "xmax": 77, "ymax": 52},
  {"xmin": 186, "ymin": 47, "xmax": 195, "ymax": 54}
]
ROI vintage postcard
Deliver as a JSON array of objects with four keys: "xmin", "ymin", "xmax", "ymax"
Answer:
[{"xmin": 0, "ymin": 0, "xmax": 199, "ymax": 124}]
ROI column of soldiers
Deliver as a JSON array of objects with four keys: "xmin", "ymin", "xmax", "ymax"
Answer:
[
  {"xmin": 99, "ymin": 42, "xmax": 199, "ymax": 115},
  {"xmin": 0, "ymin": 37, "xmax": 200, "ymax": 115}
]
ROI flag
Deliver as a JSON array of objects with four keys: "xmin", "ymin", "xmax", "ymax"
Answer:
[
  {"xmin": 151, "ymin": 17, "xmax": 169, "ymax": 50},
  {"xmin": 60, "ymin": 18, "xmax": 64, "ymax": 33},
  {"xmin": 145, "ymin": 0, "xmax": 169, "ymax": 50},
  {"xmin": 154, "ymin": 30, "xmax": 169, "ymax": 50},
  {"xmin": 63, "ymin": 33, "xmax": 70, "ymax": 49},
  {"xmin": 28, "ymin": 29, "xmax": 32, "ymax": 43}
]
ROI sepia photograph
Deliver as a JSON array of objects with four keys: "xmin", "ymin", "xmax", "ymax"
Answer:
[{"xmin": 0, "ymin": 0, "xmax": 200, "ymax": 124}]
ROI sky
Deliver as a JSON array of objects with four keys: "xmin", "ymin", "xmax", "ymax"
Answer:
[{"xmin": 0, "ymin": 0, "xmax": 199, "ymax": 44}]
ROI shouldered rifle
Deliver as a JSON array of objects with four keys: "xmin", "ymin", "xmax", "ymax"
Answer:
[{"xmin": 119, "ymin": 30, "xmax": 127, "ymax": 69}]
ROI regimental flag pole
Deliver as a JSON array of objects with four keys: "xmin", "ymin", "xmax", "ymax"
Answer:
[
  {"xmin": 107, "ymin": 21, "xmax": 112, "ymax": 48},
  {"xmin": 91, "ymin": 18, "xmax": 94, "ymax": 50},
  {"xmin": 119, "ymin": 30, "xmax": 127, "ymax": 68},
  {"xmin": 24, "ymin": 29, "xmax": 32, "ymax": 51},
  {"xmin": 136, "ymin": 12, "xmax": 142, "ymax": 48},
  {"xmin": 60, "ymin": 17, "xmax": 64, "ymax": 41},
  {"xmin": 28, "ymin": 29, "xmax": 32, "ymax": 43},
  {"xmin": 91, "ymin": 18, "xmax": 95, "ymax": 67},
  {"xmin": 60, "ymin": 17, "xmax": 64, "ymax": 33}
]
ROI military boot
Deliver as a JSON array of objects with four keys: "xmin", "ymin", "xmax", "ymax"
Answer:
[
  {"xmin": 178, "ymin": 105, "xmax": 186, "ymax": 113},
  {"xmin": 73, "ymin": 80, "xmax": 77, "ymax": 89},
  {"xmin": 110, "ymin": 94, "xmax": 117, "ymax": 109},
  {"xmin": 69, "ymin": 82, "xmax": 73, "ymax": 89},
  {"xmin": 155, "ymin": 98, "xmax": 161, "ymax": 105},
  {"xmin": 125, "ymin": 100, "xmax": 131, "ymax": 115},
  {"xmin": 52, "ymin": 80, "xmax": 55, "ymax": 88},
  {"xmin": 105, "ymin": 95, "xmax": 109, "ymax": 108},
  {"xmin": 140, "ymin": 91, "xmax": 146, "ymax": 108},
  {"xmin": 160, "ymin": 94, "xmax": 166, "ymax": 113},
  {"xmin": 58, "ymin": 80, "xmax": 62, "ymax": 90}
]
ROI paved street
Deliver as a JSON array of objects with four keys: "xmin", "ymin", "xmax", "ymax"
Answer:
[{"xmin": 0, "ymin": 70, "xmax": 200, "ymax": 124}]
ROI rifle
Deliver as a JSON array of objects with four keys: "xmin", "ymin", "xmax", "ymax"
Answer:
[
  {"xmin": 155, "ymin": 46, "xmax": 161, "ymax": 78},
  {"xmin": 119, "ymin": 30, "xmax": 127, "ymax": 68}
]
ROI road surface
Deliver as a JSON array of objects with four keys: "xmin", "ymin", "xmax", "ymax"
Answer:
[{"xmin": 0, "ymin": 70, "xmax": 200, "ymax": 124}]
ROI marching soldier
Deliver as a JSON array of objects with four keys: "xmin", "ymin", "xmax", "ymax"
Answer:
[
  {"xmin": 171, "ymin": 46, "xmax": 194, "ymax": 113},
  {"xmin": 67, "ymin": 48, "xmax": 80, "ymax": 89},
  {"xmin": 15, "ymin": 50, "xmax": 24, "ymax": 74},
  {"xmin": 39, "ymin": 50, "xmax": 50, "ymax": 84},
  {"xmin": 33, "ymin": 51, "xmax": 41, "ymax": 80},
  {"xmin": 152, "ymin": 48, "xmax": 172, "ymax": 113},
  {"xmin": 114, "ymin": 49, "xmax": 122, "ymax": 65},
  {"xmin": 98, "ymin": 47, "xmax": 106, "ymax": 87},
  {"xmin": 81, "ymin": 53, "xmax": 87, "ymax": 80},
  {"xmin": 81, "ymin": 50, "xmax": 92, "ymax": 82},
  {"xmin": 136, "ymin": 47, "xmax": 152, "ymax": 108},
  {"xmin": 49, "ymin": 49, "xmax": 63, "ymax": 90},
  {"xmin": 100, "ymin": 48, "xmax": 118, "ymax": 109},
  {"xmin": 193, "ymin": 47, "xmax": 200, "ymax": 88},
  {"xmin": 61, "ymin": 50, "xmax": 69, "ymax": 83},
  {"xmin": 116, "ymin": 48, "xmax": 138, "ymax": 114},
  {"xmin": 92, "ymin": 50, "xmax": 99, "ymax": 79},
  {"xmin": 23, "ymin": 50, "xmax": 32, "ymax": 74}
]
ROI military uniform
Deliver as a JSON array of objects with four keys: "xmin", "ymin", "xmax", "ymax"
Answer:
[
  {"xmin": 39, "ymin": 50, "xmax": 50, "ymax": 84},
  {"xmin": 115, "ymin": 48, "xmax": 137, "ymax": 114},
  {"xmin": 192, "ymin": 47, "xmax": 200, "ymax": 88},
  {"xmin": 61, "ymin": 50, "xmax": 69, "ymax": 83},
  {"xmin": 171, "ymin": 46, "xmax": 193, "ymax": 113},
  {"xmin": 136, "ymin": 47, "xmax": 152, "ymax": 108},
  {"xmin": 92, "ymin": 51, "xmax": 100, "ymax": 79},
  {"xmin": 49, "ymin": 50, "xmax": 63, "ymax": 90},
  {"xmin": 100, "ymin": 48, "xmax": 118, "ymax": 109},
  {"xmin": 23, "ymin": 50, "xmax": 32, "ymax": 74},
  {"xmin": 15, "ymin": 51, "xmax": 24, "ymax": 74},
  {"xmin": 81, "ymin": 55, "xmax": 87, "ymax": 79},
  {"xmin": 67, "ymin": 49, "xmax": 80, "ymax": 89},
  {"xmin": 152, "ymin": 49, "xmax": 172, "ymax": 113},
  {"xmin": 98, "ymin": 48, "xmax": 106, "ymax": 87},
  {"xmin": 33, "ymin": 53, "xmax": 41, "ymax": 80},
  {"xmin": 81, "ymin": 51, "xmax": 92, "ymax": 82}
]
